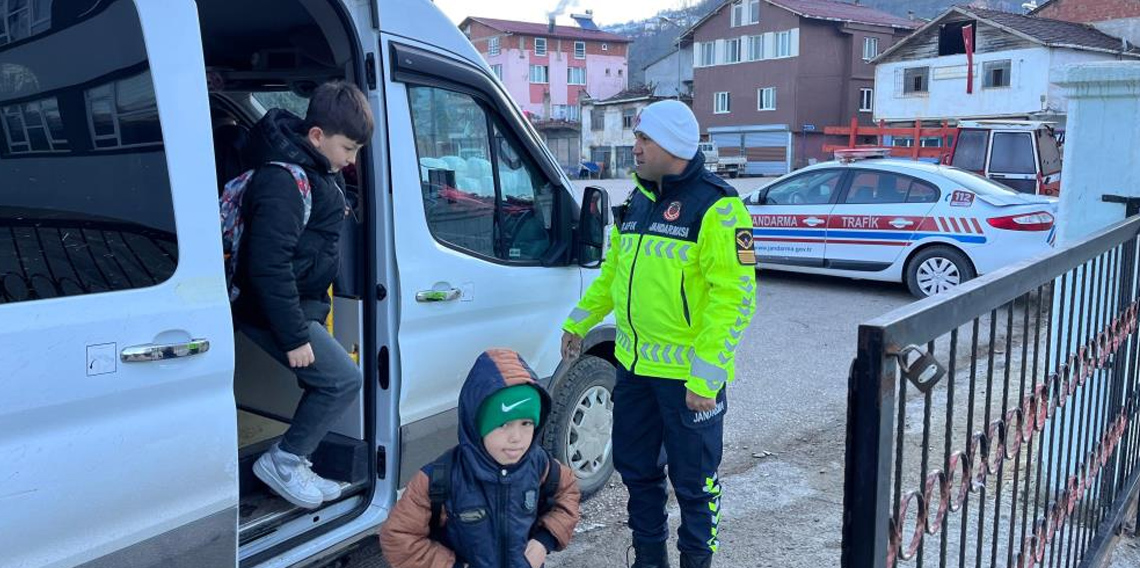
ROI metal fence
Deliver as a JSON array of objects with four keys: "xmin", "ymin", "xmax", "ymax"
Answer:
[{"xmin": 843, "ymin": 215, "xmax": 1140, "ymax": 568}]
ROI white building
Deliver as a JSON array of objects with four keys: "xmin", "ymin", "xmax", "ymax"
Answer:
[
  {"xmin": 872, "ymin": 6, "xmax": 1140, "ymax": 128},
  {"xmin": 643, "ymin": 46, "xmax": 694, "ymax": 99},
  {"xmin": 580, "ymin": 86, "xmax": 662, "ymax": 178}
]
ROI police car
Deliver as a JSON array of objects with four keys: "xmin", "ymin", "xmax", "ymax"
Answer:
[{"xmin": 743, "ymin": 153, "xmax": 1058, "ymax": 298}]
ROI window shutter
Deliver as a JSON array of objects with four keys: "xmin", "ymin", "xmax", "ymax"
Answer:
[
  {"xmin": 790, "ymin": 28, "xmax": 800, "ymax": 57},
  {"xmin": 764, "ymin": 33, "xmax": 776, "ymax": 59}
]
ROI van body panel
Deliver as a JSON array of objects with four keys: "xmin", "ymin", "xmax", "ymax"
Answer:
[{"xmin": 0, "ymin": 1, "xmax": 238, "ymax": 566}]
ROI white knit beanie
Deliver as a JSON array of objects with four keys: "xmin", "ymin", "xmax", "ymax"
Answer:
[{"xmin": 634, "ymin": 100, "xmax": 700, "ymax": 160}]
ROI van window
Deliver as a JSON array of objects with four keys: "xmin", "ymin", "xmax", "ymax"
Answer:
[
  {"xmin": 0, "ymin": 0, "xmax": 176, "ymax": 305},
  {"xmin": 989, "ymin": 132, "xmax": 1036, "ymax": 174},
  {"xmin": 409, "ymin": 86, "xmax": 554, "ymax": 262},
  {"xmin": 1037, "ymin": 129, "xmax": 1062, "ymax": 176},
  {"xmin": 951, "ymin": 129, "xmax": 988, "ymax": 172}
]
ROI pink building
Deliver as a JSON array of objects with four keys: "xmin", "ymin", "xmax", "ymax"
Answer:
[{"xmin": 460, "ymin": 13, "xmax": 631, "ymax": 170}]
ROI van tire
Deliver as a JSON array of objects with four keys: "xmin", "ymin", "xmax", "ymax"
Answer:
[
  {"xmin": 905, "ymin": 245, "xmax": 976, "ymax": 298},
  {"xmin": 543, "ymin": 355, "xmax": 616, "ymax": 499}
]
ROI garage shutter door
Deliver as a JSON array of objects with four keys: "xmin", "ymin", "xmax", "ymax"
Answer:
[
  {"xmin": 711, "ymin": 133, "xmax": 743, "ymax": 157},
  {"xmin": 744, "ymin": 131, "xmax": 790, "ymax": 176}
]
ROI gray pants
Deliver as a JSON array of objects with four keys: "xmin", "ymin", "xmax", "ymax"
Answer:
[{"xmin": 239, "ymin": 320, "xmax": 363, "ymax": 457}]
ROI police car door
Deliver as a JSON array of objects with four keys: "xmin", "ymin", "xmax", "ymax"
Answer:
[
  {"xmin": 0, "ymin": 1, "xmax": 237, "ymax": 566},
  {"xmin": 825, "ymin": 169, "xmax": 940, "ymax": 271},
  {"xmin": 748, "ymin": 168, "xmax": 845, "ymax": 268},
  {"xmin": 381, "ymin": 40, "xmax": 578, "ymax": 479}
]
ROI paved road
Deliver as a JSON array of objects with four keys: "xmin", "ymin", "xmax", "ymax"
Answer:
[{"xmin": 344, "ymin": 264, "xmax": 916, "ymax": 567}]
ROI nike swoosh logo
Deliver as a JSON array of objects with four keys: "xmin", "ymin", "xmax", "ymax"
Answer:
[{"xmin": 501, "ymin": 398, "xmax": 530, "ymax": 412}]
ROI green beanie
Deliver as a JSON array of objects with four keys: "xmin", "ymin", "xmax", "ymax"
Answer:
[{"xmin": 477, "ymin": 384, "xmax": 542, "ymax": 438}]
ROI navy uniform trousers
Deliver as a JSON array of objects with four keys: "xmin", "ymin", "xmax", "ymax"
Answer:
[{"xmin": 612, "ymin": 364, "xmax": 727, "ymax": 557}]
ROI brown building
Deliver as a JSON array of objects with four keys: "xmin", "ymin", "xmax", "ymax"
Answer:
[
  {"xmin": 1031, "ymin": 0, "xmax": 1140, "ymax": 45},
  {"xmin": 680, "ymin": 0, "xmax": 917, "ymax": 174}
]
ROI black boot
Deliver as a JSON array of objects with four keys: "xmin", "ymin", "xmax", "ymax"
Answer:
[
  {"xmin": 679, "ymin": 552, "xmax": 713, "ymax": 568},
  {"xmin": 627, "ymin": 539, "xmax": 669, "ymax": 568}
]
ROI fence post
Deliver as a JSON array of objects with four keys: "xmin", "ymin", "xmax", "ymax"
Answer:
[{"xmin": 842, "ymin": 325, "xmax": 895, "ymax": 568}]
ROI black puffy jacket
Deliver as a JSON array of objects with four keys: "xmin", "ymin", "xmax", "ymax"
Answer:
[{"xmin": 232, "ymin": 109, "xmax": 348, "ymax": 351}]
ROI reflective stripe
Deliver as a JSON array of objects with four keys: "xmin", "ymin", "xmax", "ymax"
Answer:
[
  {"xmin": 635, "ymin": 341, "xmax": 691, "ymax": 365},
  {"xmin": 567, "ymin": 307, "xmax": 592, "ymax": 323},
  {"xmin": 641, "ymin": 236, "xmax": 691, "ymax": 261},
  {"xmin": 692, "ymin": 355, "xmax": 728, "ymax": 392}
]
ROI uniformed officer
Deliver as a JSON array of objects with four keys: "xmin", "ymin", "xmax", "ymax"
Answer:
[{"xmin": 560, "ymin": 100, "xmax": 757, "ymax": 568}]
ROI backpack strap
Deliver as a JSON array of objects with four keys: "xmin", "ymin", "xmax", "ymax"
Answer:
[
  {"xmin": 537, "ymin": 453, "xmax": 562, "ymax": 516},
  {"xmin": 427, "ymin": 451, "xmax": 454, "ymax": 541},
  {"xmin": 265, "ymin": 161, "xmax": 312, "ymax": 227}
]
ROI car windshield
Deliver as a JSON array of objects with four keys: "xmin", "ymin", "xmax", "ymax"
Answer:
[{"xmin": 938, "ymin": 167, "xmax": 1020, "ymax": 196}]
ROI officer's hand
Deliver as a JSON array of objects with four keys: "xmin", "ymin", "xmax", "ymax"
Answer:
[
  {"xmin": 686, "ymin": 389, "xmax": 717, "ymax": 412},
  {"xmin": 561, "ymin": 331, "xmax": 582, "ymax": 361},
  {"xmin": 287, "ymin": 343, "xmax": 316, "ymax": 368},
  {"xmin": 525, "ymin": 539, "xmax": 547, "ymax": 568}
]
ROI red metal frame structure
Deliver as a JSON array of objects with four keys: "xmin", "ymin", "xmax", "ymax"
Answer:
[{"xmin": 824, "ymin": 118, "xmax": 957, "ymax": 162}]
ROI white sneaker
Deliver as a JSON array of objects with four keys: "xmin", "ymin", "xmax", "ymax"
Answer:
[
  {"xmin": 302, "ymin": 458, "xmax": 343, "ymax": 502},
  {"xmin": 253, "ymin": 445, "xmax": 323, "ymax": 509}
]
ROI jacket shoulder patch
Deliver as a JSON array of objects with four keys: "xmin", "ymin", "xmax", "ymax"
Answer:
[{"xmin": 736, "ymin": 228, "xmax": 757, "ymax": 265}]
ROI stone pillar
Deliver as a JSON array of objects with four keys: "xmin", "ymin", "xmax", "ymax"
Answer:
[{"xmin": 1054, "ymin": 62, "xmax": 1140, "ymax": 245}]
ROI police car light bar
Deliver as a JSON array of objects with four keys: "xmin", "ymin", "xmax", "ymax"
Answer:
[{"xmin": 834, "ymin": 147, "xmax": 892, "ymax": 163}]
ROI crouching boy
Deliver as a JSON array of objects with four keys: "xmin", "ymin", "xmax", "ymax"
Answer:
[{"xmin": 380, "ymin": 349, "xmax": 581, "ymax": 568}]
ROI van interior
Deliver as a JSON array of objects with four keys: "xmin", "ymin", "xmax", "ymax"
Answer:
[{"xmin": 197, "ymin": 0, "xmax": 378, "ymax": 559}]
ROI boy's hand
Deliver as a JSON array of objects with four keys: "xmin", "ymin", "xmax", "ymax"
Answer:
[
  {"xmin": 287, "ymin": 343, "xmax": 315, "ymax": 368},
  {"xmin": 525, "ymin": 539, "xmax": 547, "ymax": 568},
  {"xmin": 560, "ymin": 331, "xmax": 582, "ymax": 361}
]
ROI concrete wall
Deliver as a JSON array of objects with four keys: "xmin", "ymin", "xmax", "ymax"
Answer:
[
  {"xmin": 1093, "ymin": 18, "xmax": 1140, "ymax": 47},
  {"xmin": 1054, "ymin": 62, "xmax": 1140, "ymax": 244},
  {"xmin": 644, "ymin": 46, "xmax": 693, "ymax": 98}
]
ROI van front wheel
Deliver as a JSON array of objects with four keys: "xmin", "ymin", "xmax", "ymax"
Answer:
[{"xmin": 543, "ymin": 355, "xmax": 616, "ymax": 499}]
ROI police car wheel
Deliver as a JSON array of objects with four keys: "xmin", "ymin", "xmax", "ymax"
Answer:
[
  {"xmin": 543, "ymin": 355, "xmax": 616, "ymax": 499},
  {"xmin": 906, "ymin": 246, "xmax": 975, "ymax": 298}
]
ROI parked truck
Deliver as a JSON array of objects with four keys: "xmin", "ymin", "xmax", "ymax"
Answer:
[{"xmin": 699, "ymin": 141, "xmax": 747, "ymax": 178}]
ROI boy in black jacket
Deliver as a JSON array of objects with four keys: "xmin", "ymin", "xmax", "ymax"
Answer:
[{"xmin": 236, "ymin": 82, "xmax": 373, "ymax": 509}]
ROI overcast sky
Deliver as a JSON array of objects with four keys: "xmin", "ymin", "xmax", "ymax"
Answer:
[{"xmin": 432, "ymin": 0, "xmax": 690, "ymax": 27}]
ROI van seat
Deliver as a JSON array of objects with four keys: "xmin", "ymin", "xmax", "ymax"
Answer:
[{"xmin": 214, "ymin": 123, "xmax": 251, "ymax": 194}]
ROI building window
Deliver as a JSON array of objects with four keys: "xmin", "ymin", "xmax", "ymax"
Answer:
[
  {"xmin": 2, "ymin": 97, "xmax": 68, "ymax": 154},
  {"xmin": 602, "ymin": 42, "xmax": 608, "ymax": 51},
  {"xmin": 725, "ymin": 38, "xmax": 742, "ymax": 64},
  {"xmin": 731, "ymin": 1, "xmax": 744, "ymax": 27},
  {"xmin": 618, "ymin": 69, "xmax": 623, "ymax": 77},
  {"xmin": 714, "ymin": 91, "xmax": 731, "ymax": 114},
  {"xmin": 488, "ymin": 36, "xmax": 500, "ymax": 56},
  {"xmin": 750, "ymin": 0, "xmax": 761, "ymax": 23},
  {"xmin": 859, "ymin": 88, "xmax": 873, "ymax": 112},
  {"xmin": 757, "ymin": 87, "xmax": 776, "ymax": 111},
  {"xmin": 568, "ymin": 105, "xmax": 581, "ymax": 122},
  {"xmin": 605, "ymin": 68, "xmax": 611, "ymax": 76},
  {"xmin": 616, "ymin": 145, "xmax": 635, "ymax": 171},
  {"xmin": 0, "ymin": 0, "xmax": 52, "ymax": 46},
  {"xmin": 568, "ymin": 67, "xmax": 586, "ymax": 85},
  {"xmin": 529, "ymin": 65, "xmax": 549, "ymax": 84},
  {"xmin": 86, "ymin": 71, "xmax": 164, "ymax": 150},
  {"xmin": 748, "ymin": 35, "xmax": 764, "ymax": 61},
  {"xmin": 984, "ymin": 59, "xmax": 1012, "ymax": 88},
  {"xmin": 699, "ymin": 42, "xmax": 716, "ymax": 67},
  {"xmin": 731, "ymin": 1, "xmax": 759, "ymax": 26},
  {"xmin": 776, "ymin": 31, "xmax": 792, "ymax": 58},
  {"xmin": 574, "ymin": 41, "xmax": 586, "ymax": 59},
  {"xmin": 939, "ymin": 21, "xmax": 975, "ymax": 56},
  {"xmin": 903, "ymin": 66, "xmax": 929, "ymax": 94},
  {"xmin": 622, "ymin": 108, "xmax": 636, "ymax": 129},
  {"xmin": 491, "ymin": 64, "xmax": 503, "ymax": 80},
  {"xmin": 534, "ymin": 37, "xmax": 547, "ymax": 56},
  {"xmin": 863, "ymin": 37, "xmax": 879, "ymax": 61},
  {"xmin": 591, "ymin": 108, "xmax": 604, "ymax": 131}
]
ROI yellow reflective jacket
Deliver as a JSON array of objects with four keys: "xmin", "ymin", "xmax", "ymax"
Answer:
[{"xmin": 563, "ymin": 156, "xmax": 757, "ymax": 398}]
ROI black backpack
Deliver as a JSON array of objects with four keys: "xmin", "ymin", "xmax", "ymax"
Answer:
[{"xmin": 426, "ymin": 449, "xmax": 562, "ymax": 542}]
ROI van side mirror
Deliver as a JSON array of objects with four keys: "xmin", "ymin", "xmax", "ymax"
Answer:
[{"xmin": 577, "ymin": 186, "xmax": 610, "ymax": 268}]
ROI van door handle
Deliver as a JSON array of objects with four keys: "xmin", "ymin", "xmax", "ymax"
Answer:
[
  {"xmin": 416, "ymin": 288, "xmax": 461, "ymax": 302},
  {"xmin": 121, "ymin": 339, "xmax": 211, "ymax": 363}
]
